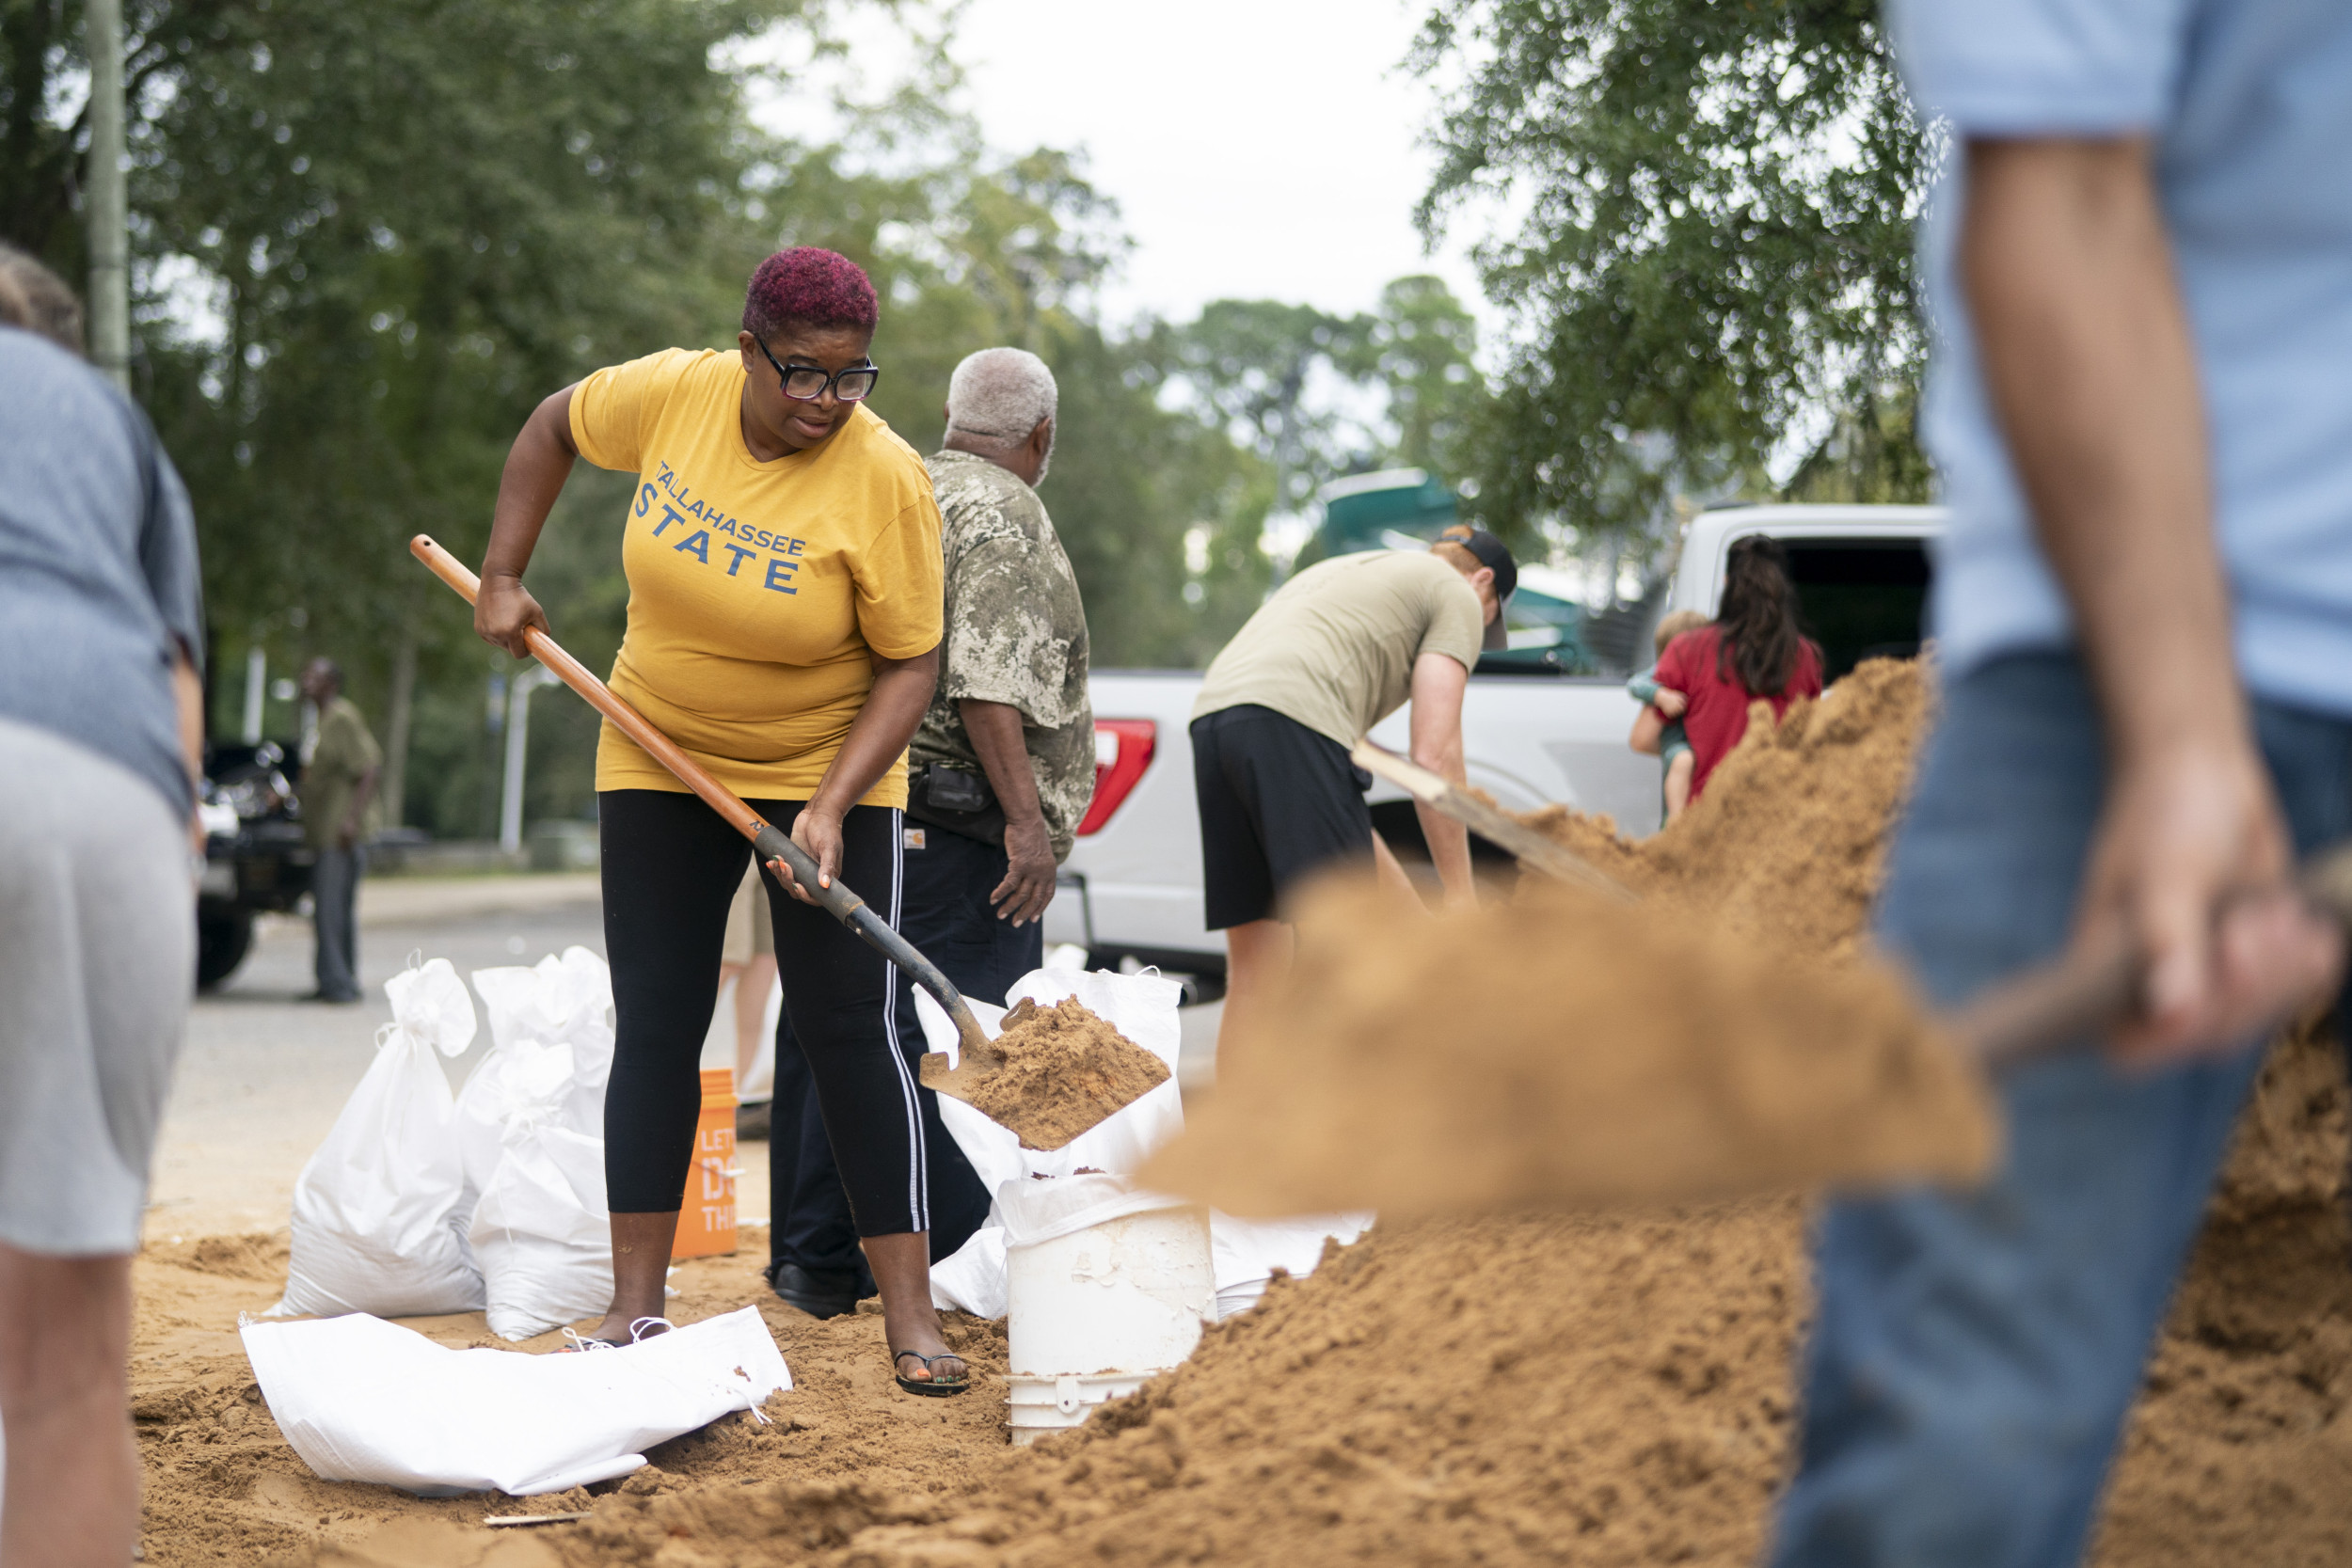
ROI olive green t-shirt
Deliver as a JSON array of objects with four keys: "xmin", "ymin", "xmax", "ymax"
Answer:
[
  {"xmin": 301, "ymin": 695, "xmax": 383, "ymax": 850},
  {"xmin": 1192, "ymin": 550, "xmax": 1486, "ymax": 746}
]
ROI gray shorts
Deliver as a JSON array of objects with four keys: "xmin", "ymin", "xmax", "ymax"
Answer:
[{"xmin": 0, "ymin": 716, "xmax": 192, "ymax": 1256}]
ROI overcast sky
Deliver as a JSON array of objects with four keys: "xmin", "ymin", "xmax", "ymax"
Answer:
[{"xmin": 756, "ymin": 0, "xmax": 1497, "ymax": 335}]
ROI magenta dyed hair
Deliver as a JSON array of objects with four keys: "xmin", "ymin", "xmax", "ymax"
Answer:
[{"xmin": 742, "ymin": 247, "xmax": 879, "ymax": 341}]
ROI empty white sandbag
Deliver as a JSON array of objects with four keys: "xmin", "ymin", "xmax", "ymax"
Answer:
[{"xmin": 242, "ymin": 1305, "xmax": 788, "ymax": 1496}]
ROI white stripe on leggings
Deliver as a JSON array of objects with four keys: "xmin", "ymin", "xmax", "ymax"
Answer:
[{"xmin": 879, "ymin": 806, "xmax": 927, "ymax": 1232}]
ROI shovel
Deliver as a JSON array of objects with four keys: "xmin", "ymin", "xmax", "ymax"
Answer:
[
  {"xmin": 1143, "ymin": 737, "xmax": 2352, "ymax": 1216},
  {"xmin": 1354, "ymin": 736, "xmax": 2352, "ymax": 1069},
  {"xmin": 409, "ymin": 535, "xmax": 995, "ymax": 1069}
]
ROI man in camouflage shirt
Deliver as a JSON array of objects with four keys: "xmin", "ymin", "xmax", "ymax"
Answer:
[{"xmin": 765, "ymin": 347, "xmax": 1094, "ymax": 1319}]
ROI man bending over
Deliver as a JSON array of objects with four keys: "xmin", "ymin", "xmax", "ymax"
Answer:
[{"xmin": 1190, "ymin": 531, "xmax": 1513, "ymax": 1059}]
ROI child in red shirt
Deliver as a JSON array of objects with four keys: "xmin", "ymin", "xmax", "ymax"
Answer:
[{"xmin": 1635, "ymin": 536, "xmax": 1822, "ymax": 802}]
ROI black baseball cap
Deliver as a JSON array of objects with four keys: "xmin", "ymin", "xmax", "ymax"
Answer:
[{"xmin": 1439, "ymin": 526, "xmax": 1517, "ymax": 602}]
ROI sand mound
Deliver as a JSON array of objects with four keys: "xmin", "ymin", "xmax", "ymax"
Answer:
[
  {"xmin": 961, "ymin": 997, "xmax": 1168, "ymax": 1150},
  {"xmin": 1145, "ymin": 876, "xmax": 1994, "ymax": 1216},
  {"xmin": 135, "ymin": 651, "xmax": 2352, "ymax": 1566},
  {"xmin": 1526, "ymin": 655, "xmax": 1931, "ymax": 960},
  {"xmin": 1145, "ymin": 656, "xmax": 1987, "ymax": 1216},
  {"xmin": 147, "ymin": 1230, "xmax": 294, "ymax": 1282}
]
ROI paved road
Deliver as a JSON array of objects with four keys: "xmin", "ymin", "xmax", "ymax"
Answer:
[
  {"xmin": 148, "ymin": 875, "xmax": 1219, "ymax": 1243},
  {"xmin": 149, "ymin": 882, "xmax": 686, "ymax": 1240}
]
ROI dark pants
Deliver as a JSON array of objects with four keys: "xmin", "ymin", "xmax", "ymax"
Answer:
[
  {"xmin": 599, "ymin": 790, "xmax": 940, "ymax": 1235},
  {"xmin": 310, "ymin": 843, "xmax": 363, "ymax": 1001},
  {"xmin": 1769, "ymin": 654, "xmax": 2352, "ymax": 1568},
  {"xmin": 769, "ymin": 823, "xmax": 1025, "ymax": 1279},
  {"xmin": 1191, "ymin": 705, "xmax": 1375, "ymax": 930}
]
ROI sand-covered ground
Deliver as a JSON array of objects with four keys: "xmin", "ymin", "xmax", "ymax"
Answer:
[{"xmin": 118, "ymin": 660, "xmax": 2352, "ymax": 1565}]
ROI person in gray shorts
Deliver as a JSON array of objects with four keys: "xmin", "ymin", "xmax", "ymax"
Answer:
[{"xmin": 0, "ymin": 245, "xmax": 204, "ymax": 1566}]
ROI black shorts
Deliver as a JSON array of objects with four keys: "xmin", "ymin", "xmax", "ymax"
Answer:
[{"xmin": 1191, "ymin": 705, "xmax": 1375, "ymax": 930}]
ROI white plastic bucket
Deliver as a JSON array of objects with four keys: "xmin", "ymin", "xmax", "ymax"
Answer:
[{"xmin": 1004, "ymin": 1203, "xmax": 1212, "ymax": 1445}]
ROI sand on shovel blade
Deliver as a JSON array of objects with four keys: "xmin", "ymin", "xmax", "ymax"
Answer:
[
  {"xmin": 943, "ymin": 995, "xmax": 1169, "ymax": 1150},
  {"xmin": 1140, "ymin": 874, "xmax": 1999, "ymax": 1217}
]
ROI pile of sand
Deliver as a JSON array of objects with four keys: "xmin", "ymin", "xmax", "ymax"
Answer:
[
  {"xmin": 961, "ymin": 997, "xmax": 1168, "ymax": 1150},
  {"xmin": 118, "ymin": 653, "xmax": 2352, "ymax": 1565},
  {"xmin": 1527, "ymin": 655, "xmax": 1933, "ymax": 959},
  {"xmin": 1144, "ymin": 875, "xmax": 1995, "ymax": 1216}
]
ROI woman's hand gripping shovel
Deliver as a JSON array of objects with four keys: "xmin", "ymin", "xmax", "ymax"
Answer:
[{"xmin": 409, "ymin": 535, "xmax": 1010, "ymax": 1097}]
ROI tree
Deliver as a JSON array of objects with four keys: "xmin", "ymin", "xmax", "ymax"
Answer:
[
  {"xmin": 1413, "ymin": 0, "xmax": 1932, "ymax": 545},
  {"xmin": 1155, "ymin": 299, "xmax": 1373, "ymax": 519},
  {"xmin": 1344, "ymin": 274, "xmax": 1484, "ymax": 479}
]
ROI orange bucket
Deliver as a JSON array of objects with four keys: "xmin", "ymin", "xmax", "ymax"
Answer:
[{"xmin": 673, "ymin": 1068, "xmax": 739, "ymax": 1259}]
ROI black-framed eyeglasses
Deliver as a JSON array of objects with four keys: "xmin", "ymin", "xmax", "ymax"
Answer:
[{"xmin": 753, "ymin": 336, "xmax": 880, "ymax": 403}]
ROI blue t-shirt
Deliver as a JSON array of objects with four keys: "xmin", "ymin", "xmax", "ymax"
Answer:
[
  {"xmin": 1890, "ymin": 0, "xmax": 2352, "ymax": 715},
  {"xmin": 0, "ymin": 331, "xmax": 204, "ymax": 813}
]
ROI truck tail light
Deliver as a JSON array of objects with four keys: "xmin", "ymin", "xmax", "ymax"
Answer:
[{"xmin": 1077, "ymin": 720, "xmax": 1156, "ymax": 836}]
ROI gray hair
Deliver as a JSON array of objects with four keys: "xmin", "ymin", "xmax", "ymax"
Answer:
[
  {"xmin": 0, "ymin": 241, "xmax": 86, "ymax": 356},
  {"xmin": 945, "ymin": 347, "xmax": 1057, "ymax": 447}
]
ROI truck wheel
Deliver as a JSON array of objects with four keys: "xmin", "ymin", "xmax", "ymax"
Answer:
[{"xmin": 196, "ymin": 907, "xmax": 254, "ymax": 990}]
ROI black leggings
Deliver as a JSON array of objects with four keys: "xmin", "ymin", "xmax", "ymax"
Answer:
[{"xmin": 599, "ymin": 789, "xmax": 934, "ymax": 1235}]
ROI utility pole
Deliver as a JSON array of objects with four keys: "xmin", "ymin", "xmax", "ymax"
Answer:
[
  {"xmin": 86, "ymin": 0, "xmax": 131, "ymax": 390},
  {"xmin": 499, "ymin": 666, "xmax": 557, "ymax": 856}
]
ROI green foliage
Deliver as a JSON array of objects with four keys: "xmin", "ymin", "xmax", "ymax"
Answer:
[
  {"xmin": 1781, "ymin": 381, "xmax": 1932, "ymax": 504},
  {"xmin": 5, "ymin": 0, "xmax": 1499, "ymax": 839},
  {"xmin": 1156, "ymin": 299, "xmax": 1368, "ymax": 514},
  {"xmin": 1341, "ymin": 275, "xmax": 1484, "ymax": 478},
  {"xmin": 136, "ymin": 0, "xmax": 783, "ymax": 640},
  {"xmin": 1414, "ymin": 0, "xmax": 1932, "ymax": 543},
  {"xmin": 1152, "ymin": 275, "xmax": 1489, "ymax": 632}
]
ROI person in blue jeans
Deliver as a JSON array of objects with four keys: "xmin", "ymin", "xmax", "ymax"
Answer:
[{"xmin": 1771, "ymin": 6, "xmax": 2352, "ymax": 1565}]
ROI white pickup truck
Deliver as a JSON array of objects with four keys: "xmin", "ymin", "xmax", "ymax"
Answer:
[{"xmin": 1044, "ymin": 503, "xmax": 1945, "ymax": 978}]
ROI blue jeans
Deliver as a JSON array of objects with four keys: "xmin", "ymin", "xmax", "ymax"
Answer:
[{"xmin": 1770, "ymin": 654, "xmax": 2352, "ymax": 1568}]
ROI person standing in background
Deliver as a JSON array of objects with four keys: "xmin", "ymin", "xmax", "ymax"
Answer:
[
  {"xmin": 719, "ymin": 863, "xmax": 777, "ymax": 1135},
  {"xmin": 1630, "ymin": 536, "xmax": 1820, "ymax": 803},
  {"xmin": 0, "ymin": 244, "xmax": 204, "ymax": 1568},
  {"xmin": 765, "ymin": 347, "xmax": 1093, "ymax": 1319},
  {"xmin": 296, "ymin": 657, "xmax": 380, "ymax": 1005}
]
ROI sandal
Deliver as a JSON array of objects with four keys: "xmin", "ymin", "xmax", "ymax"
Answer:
[{"xmin": 893, "ymin": 1349, "xmax": 970, "ymax": 1398}]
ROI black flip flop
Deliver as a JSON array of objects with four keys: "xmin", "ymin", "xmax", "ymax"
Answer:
[{"xmin": 893, "ymin": 1349, "xmax": 970, "ymax": 1398}]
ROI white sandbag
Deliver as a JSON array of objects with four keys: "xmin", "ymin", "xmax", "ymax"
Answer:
[
  {"xmin": 470, "ymin": 1117, "xmax": 613, "ymax": 1341},
  {"xmin": 914, "ymin": 969, "xmax": 1189, "ymax": 1321},
  {"xmin": 469, "ymin": 947, "xmax": 614, "ymax": 1136},
  {"xmin": 929, "ymin": 1225, "xmax": 1009, "ymax": 1319},
  {"xmin": 242, "ymin": 1305, "xmax": 788, "ymax": 1497},
  {"xmin": 1209, "ymin": 1212, "xmax": 1375, "ymax": 1321},
  {"xmin": 270, "ymin": 960, "xmax": 483, "ymax": 1319},
  {"xmin": 914, "ymin": 966, "xmax": 1188, "ymax": 1188},
  {"xmin": 997, "ymin": 1170, "xmax": 1186, "ymax": 1250},
  {"xmin": 453, "ymin": 1035, "xmax": 576, "ymax": 1212}
]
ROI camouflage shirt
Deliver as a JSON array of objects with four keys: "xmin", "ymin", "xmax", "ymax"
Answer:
[{"xmin": 912, "ymin": 450, "xmax": 1094, "ymax": 861}]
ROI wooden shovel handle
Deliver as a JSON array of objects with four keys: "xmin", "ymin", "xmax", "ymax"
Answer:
[
  {"xmin": 1953, "ymin": 843, "xmax": 2352, "ymax": 1069},
  {"xmin": 409, "ymin": 533, "xmax": 990, "ymax": 1056},
  {"xmin": 1950, "ymin": 929, "xmax": 2140, "ymax": 1069},
  {"xmin": 1349, "ymin": 739, "xmax": 1638, "ymax": 903}
]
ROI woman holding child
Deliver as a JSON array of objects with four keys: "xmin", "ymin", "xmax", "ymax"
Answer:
[{"xmin": 1631, "ymin": 535, "xmax": 1822, "ymax": 813}]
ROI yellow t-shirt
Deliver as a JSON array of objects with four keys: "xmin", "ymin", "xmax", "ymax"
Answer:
[{"xmin": 568, "ymin": 348, "xmax": 944, "ymax": 808}]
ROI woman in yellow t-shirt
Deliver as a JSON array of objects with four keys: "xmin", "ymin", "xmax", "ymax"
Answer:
[{"xmin": 473, "ymin": 248, "xmax": 970, "ymax": 1393}]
